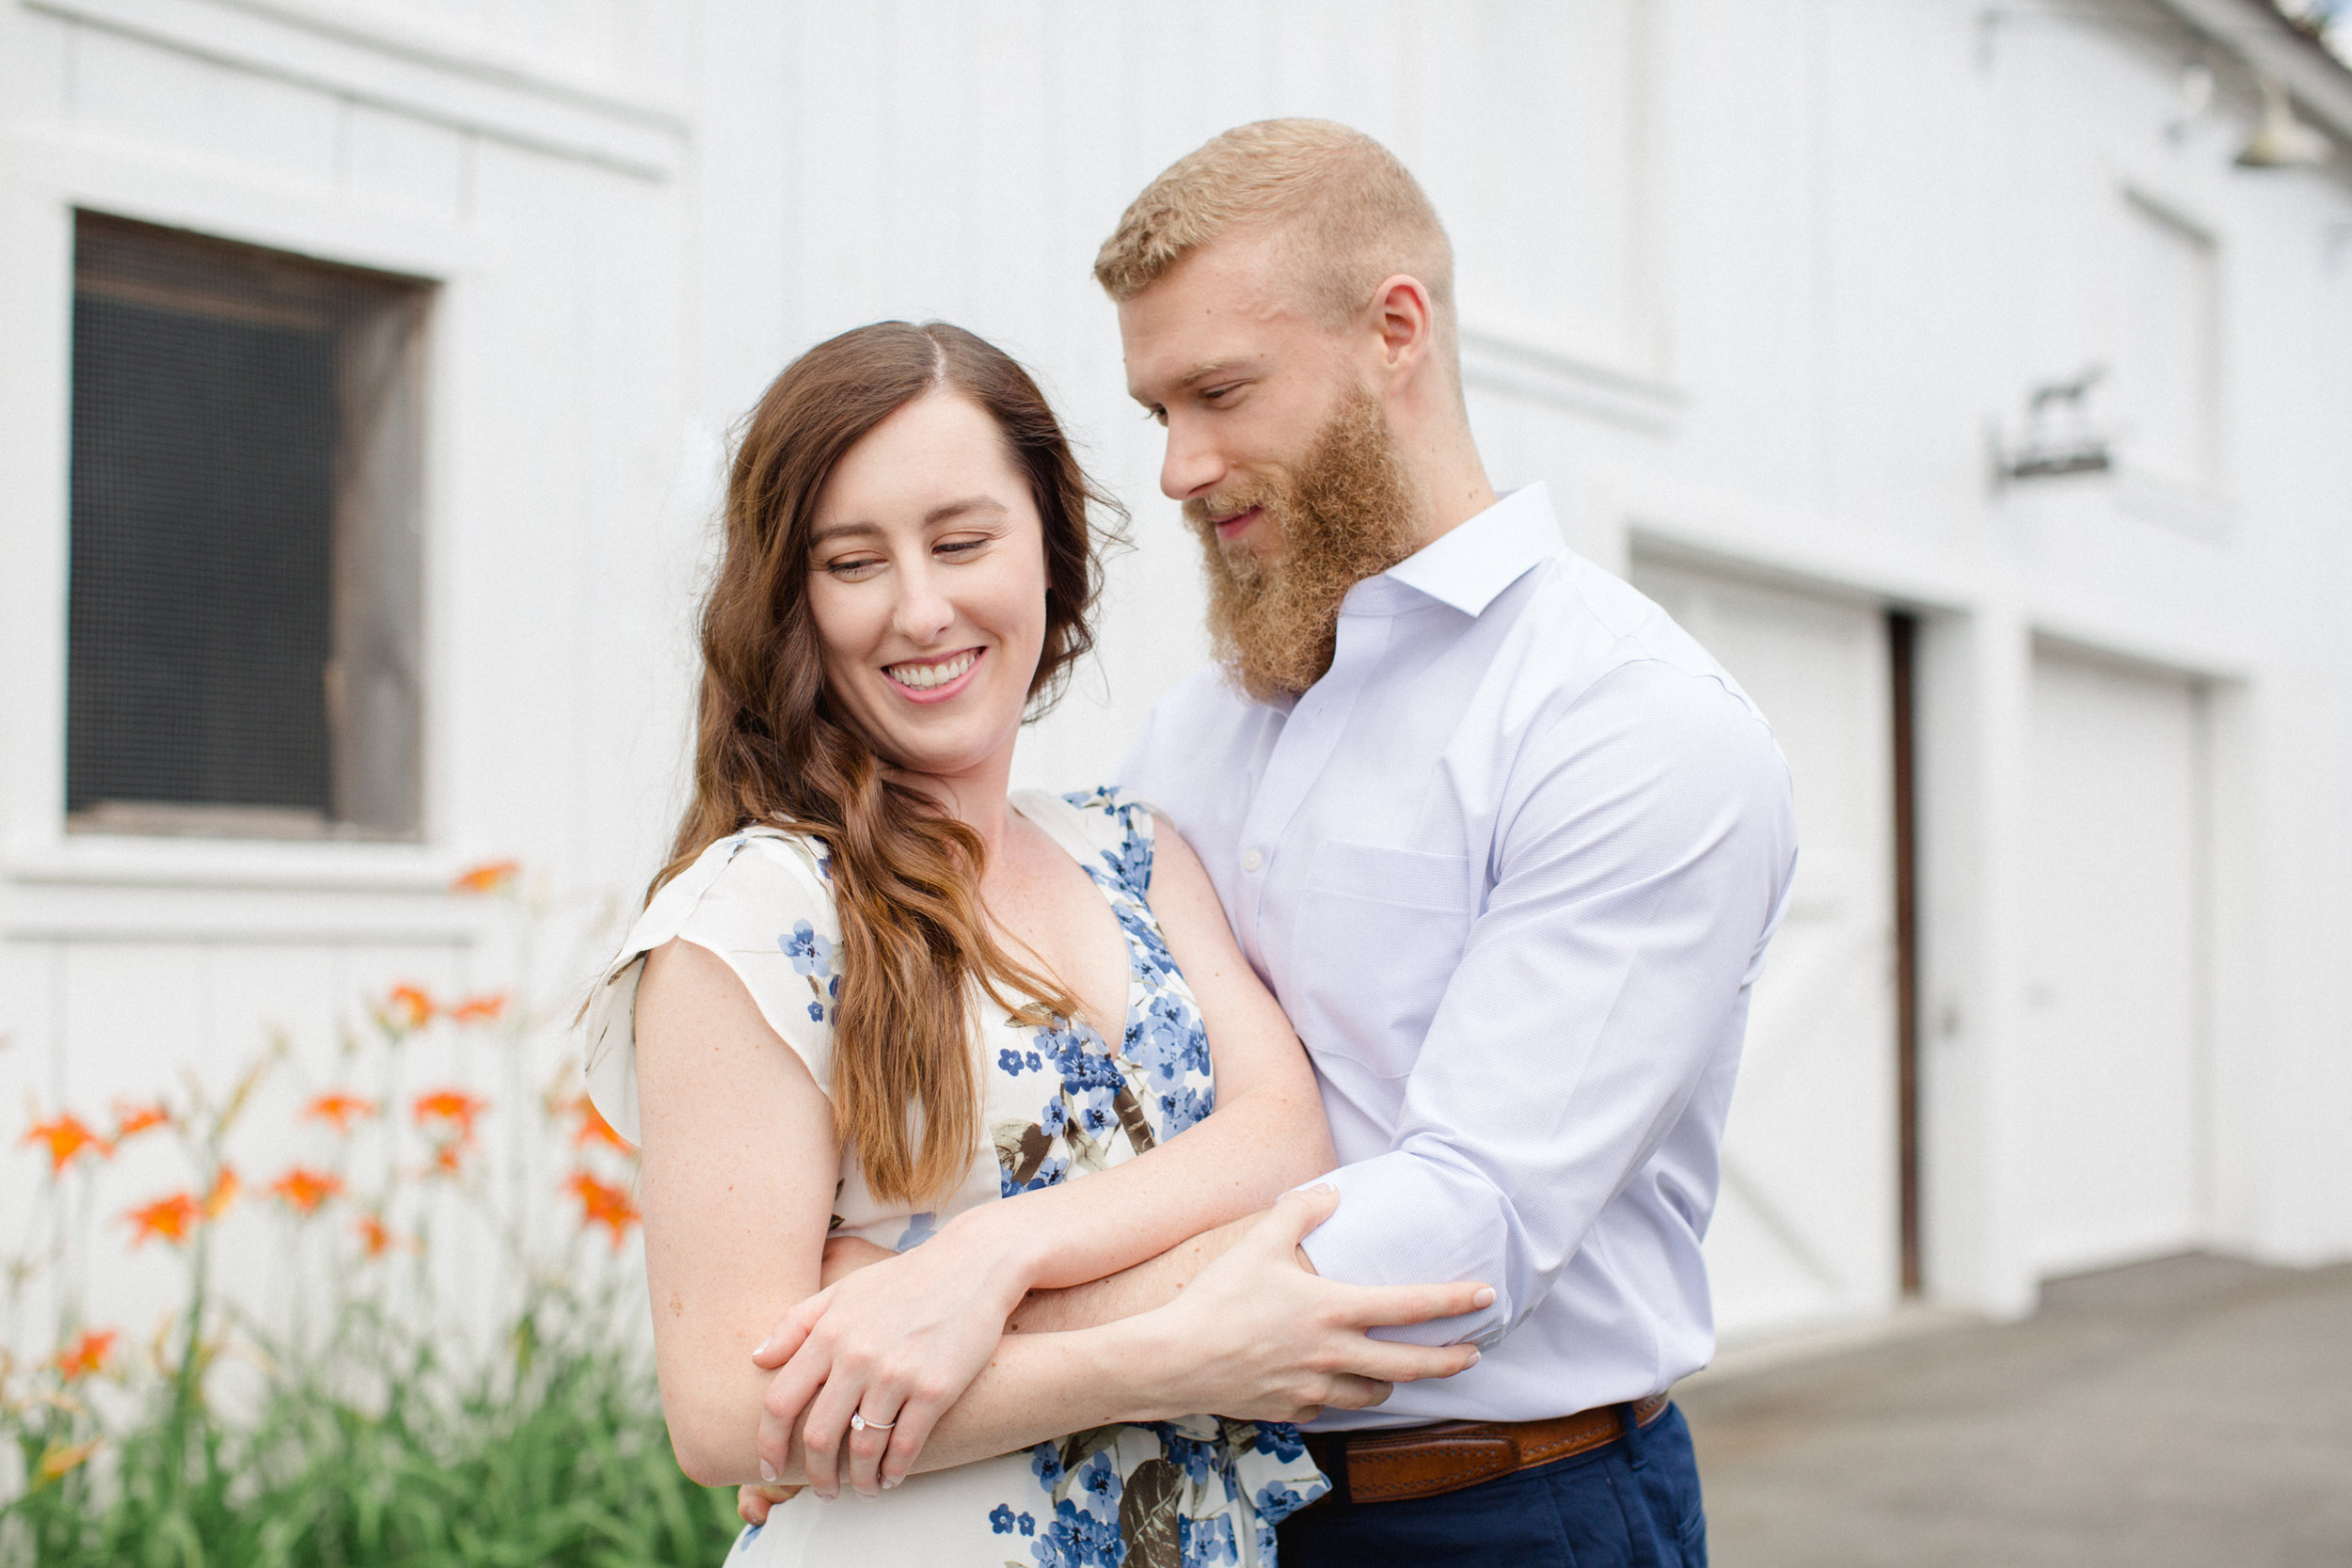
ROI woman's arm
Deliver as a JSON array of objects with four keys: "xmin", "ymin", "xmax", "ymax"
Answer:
[
  {"xmin": 749, "ymin": 819, "xmax": 1340, "ymax": 1496},
  {"xmin": 632, "ymin": 937, "xmax": 836, "ymax": 1486}
]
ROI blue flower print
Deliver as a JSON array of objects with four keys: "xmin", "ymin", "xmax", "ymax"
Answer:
[
  {"xmin": 999, "ymin": 1046, "xmax": 1031, "ymax": 1076},
  {"xmin": 990, "ymin": 1504, "xmax": 1017, "ymax": 1535},
  {"xmin": 1179, "ymin": 1513, "xmax": 1238, "ymax": 1565},
  {"xmin": 1026, "ymin": 1051, "xmax": 1043, "ymax": 1071},
  {"xmin": 1159, "ymin": 1085, "xmax": 1214, "ymax": 1137},
  {"xmin": 1246, "ymin": 1423, "xmax": 1307, "ymax": 1464},
  {"xmin": 780, "ymin": 921, "xmax": 834, "ymax": 976},
  {"xmin": 1074, "ymin": 1087, "xmax": 1120, "ymax": 1141},
  {"xmin": 1029, "ymin": 1443, "xmax": 1065, "ymax": 1487},
  {"xmin": 896, "ymin": 1212, "xmax": 937, "ymax": 1250},
  {"xmin": 1077, "ymin": 1449, "xmax": 1121, "ymax": 1509},
  {"xmin": 1038, "ymin": 1097, "xmax": 1069, "ymax": 1138},
  {"xmin": 1018, "ymin": 1512, "xmax": 1036, "ymax": 1536}
]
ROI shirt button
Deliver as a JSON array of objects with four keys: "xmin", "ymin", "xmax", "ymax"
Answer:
[{"xmin": 1241, "ymin": 848, "xmax": 1263, "ymax": 873}]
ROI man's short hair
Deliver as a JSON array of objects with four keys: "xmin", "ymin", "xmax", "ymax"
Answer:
[{"xmin": 1095, "ymin": 119, "xmax": 1455, "ymax": 341}]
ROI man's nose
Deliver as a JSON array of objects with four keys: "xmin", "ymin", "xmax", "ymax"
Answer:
[{"xmin": 1159, "ymin": 417, "xmax": 1226, "ymax": 502}]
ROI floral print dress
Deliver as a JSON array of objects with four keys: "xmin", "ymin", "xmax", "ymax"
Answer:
[{"xmin": 582, "ymin": 787, "xmax": 1327, "ymax": 1568}]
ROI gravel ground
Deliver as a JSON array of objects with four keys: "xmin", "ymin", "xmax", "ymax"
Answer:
[{"xmin": 1677, "ymin": 1253, "xmax": 2352, "ymax": 1568}]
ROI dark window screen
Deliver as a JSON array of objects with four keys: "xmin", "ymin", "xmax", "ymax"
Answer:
[{"xmin": 67, "ymin": 214, "xmax": 428, "ymax": 838}]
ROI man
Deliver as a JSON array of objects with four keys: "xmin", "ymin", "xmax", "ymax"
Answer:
[
  {"xmin": 1102, "ymin": 119, "xmax": 1795, "ymax": 1564},
  {"xmin": 741, "ymin": 119, "xmax": 1794, "ymax": 1564}
]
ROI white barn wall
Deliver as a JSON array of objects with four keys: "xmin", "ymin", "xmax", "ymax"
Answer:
[{"xmin": 3, "ymin": 0, "xmax": 2349, "ymax": 1364}]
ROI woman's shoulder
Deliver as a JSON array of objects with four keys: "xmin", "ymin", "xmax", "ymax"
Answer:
[
  {"xmin": 1013, "ymin": 785, "xmax": 1159, "ymax": 895},
  {"xmin": 580, "ymin": 825, "xmax": 841, "ymax": 1145}
]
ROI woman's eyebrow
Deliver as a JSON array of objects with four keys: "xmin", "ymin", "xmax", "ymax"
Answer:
[
  {"xmin": 808, "ymin": 519, "xmax": 882, "ymax": 547},
  {"xmin": 926, "ymin": 496, "xmax": 1009, "ymax": 526}
]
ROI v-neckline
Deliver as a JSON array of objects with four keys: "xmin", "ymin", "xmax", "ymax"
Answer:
[{"xmin": 1007, "ymin": 790, "xmax": 1140, "ymax": 1044}]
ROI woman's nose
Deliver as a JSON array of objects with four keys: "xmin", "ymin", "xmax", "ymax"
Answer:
[{"xmin": 892, "ymin": 565, "xmax": 955, "ymax": 645}]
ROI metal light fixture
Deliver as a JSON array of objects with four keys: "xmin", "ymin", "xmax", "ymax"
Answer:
[
  {"xmin": 2236, "ymin": 74, "xmax": 2332, "ymax": 168},
  {"xmin": 1994, "ymin": 366, "xmax": 2112, "ymax": 485}
]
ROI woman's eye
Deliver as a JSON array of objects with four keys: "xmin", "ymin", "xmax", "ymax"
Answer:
[
  {"xmin": 936, "ymin": 538, "xmax": 989, "ymax": 559},
  {"xmin": 1200, "ymin": 384, "xmax": 1238, "ymax": 404},
  {"xmin": 824, "ymin": 557, "xmax": 883, "ymax": 578}
]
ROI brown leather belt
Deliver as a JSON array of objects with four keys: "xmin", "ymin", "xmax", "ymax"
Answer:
[{"xmin": 1299, "ymin": 1393, "xmax": 1672, "ymax": 1507}]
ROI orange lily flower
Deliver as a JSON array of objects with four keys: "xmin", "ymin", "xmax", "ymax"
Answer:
[
  {"xmin": 56, "ymin": 1328, "xmax": 118, "ymax": 1381},
  {"xmin": 24, "ymin": 1114, "xmax": 110, "ymax": 1174},
  {"xmin": 413, "ymin": 1088, "xmax": 488, "ymax": 1140},
  {"xmin": 354, "ymin": 1212, "xmax": 407, "ymax": 1258},
  {"xmin": 125, "ymin": 1192, "xmax": 201, "ymax": 1247},
  {"xmin": 451, "ymin": 860, "xmax": 520, "ymax": 895},
  {"xmin": 303, "ymin": 1091, "xmax": 376, "ymax": 1132},
  {"xmin": 565, "ymin": 1169, "xmax": 641, "ymax": 1250},
  {"xmin": 383, "ymin": 984, "xmax": 437, "ymax": 1031},
  {"xmin": 269, "ymin": 1166, "xmax": 343, "ymax": 1214},
  {"xmin": 111, "ymin": 1102, "xmax": 169, "ymax": 1143},
  {"xmin": 37, "ymin": 1439, "xmax": 100, "ymax": 1481},
  {"xmin": 447, "ymin": 992, "xmax": 509, "ymax": 1026},
  {"xmin": 202, "ymin": 1166, "xmax": 240, "ymax": 1220},
  {"xmin": 570, "ymin": 1095, "xmax": 632, "ymax": 1152}
]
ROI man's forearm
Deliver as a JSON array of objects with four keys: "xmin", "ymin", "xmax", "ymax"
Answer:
[{"xmin": 1008, "ymin": 1212, "xmax": 1255, "ymax": 1334}]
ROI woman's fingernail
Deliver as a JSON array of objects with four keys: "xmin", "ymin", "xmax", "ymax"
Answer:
[
  {"xmin": 1467, "ymin": 1349, "xmax": 1481, "ymax": 1365},
  {"xmin": 1472, "ymin": 1287, "xmax": 1496, "ymax": 1307},
  {"xmin": 759, "ymin": 1461, "xmax": 777, "ymax": 1482},
  {"xmin": 882, "ymin": 1476, "xmax": 899, "ymax": 1490},
  {"xmin": 752, "ymin": 1337, "xmax": 771, "ymax": 1360},
  {"xmin": 1309, "ymin": 1182, "xmax": 1338, "ymax": 1194}
]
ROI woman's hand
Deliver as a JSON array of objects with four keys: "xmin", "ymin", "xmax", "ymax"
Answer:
[
  {"xmin": 733, "ymin": 1236, "xmax": 898, "ymax": 1522},
  {"xmin": 1126, "ymin": 1185, "xmax": 1490, "ymax": 1423},
  {"xmin": 750, "ymin": 1214, "xmax": 1034, "ymax": 1500}
]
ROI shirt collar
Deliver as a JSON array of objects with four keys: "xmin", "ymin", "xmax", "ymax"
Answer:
[{"xmin": 1344, "ymin": 483, "xmax": 1562, "ymax": 619}]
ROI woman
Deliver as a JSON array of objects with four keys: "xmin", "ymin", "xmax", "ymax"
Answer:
[{"xmin": 582, "ymin": 322, "xmax": 1483, "ymax": 1565}]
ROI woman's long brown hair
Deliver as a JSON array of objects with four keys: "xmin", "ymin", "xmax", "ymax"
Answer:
[{"xmin": 658, "ymin": 321, "xmax": 1121, "ymax": 1205}]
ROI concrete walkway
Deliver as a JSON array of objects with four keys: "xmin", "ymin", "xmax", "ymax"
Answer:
[{"xmin": 1677, "ymin": 1254, "xmax": 2352, "ymax": 1567}]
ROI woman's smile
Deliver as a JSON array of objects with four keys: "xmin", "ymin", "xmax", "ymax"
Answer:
[{"xmin": 884, "ymin": 646, "xmax": 984, "ymax": 701}]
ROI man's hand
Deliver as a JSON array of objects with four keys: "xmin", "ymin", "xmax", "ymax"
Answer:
[
  {"xmin": 1126, "ymin": 1185, "xmax": 1491, "ymax": 1423},
  {"xmin": 749, "ymin": 1219, "xmax": 1032, "ymax": 1500},
  {"xmin": 737, "ymin": 1482, "xmax": 797, "ymax": 1526}
]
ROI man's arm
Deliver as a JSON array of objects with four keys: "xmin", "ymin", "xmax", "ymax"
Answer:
[{"xmin": 1297, "ymin": 660, "xmax": 1798, "ymax": 1345}]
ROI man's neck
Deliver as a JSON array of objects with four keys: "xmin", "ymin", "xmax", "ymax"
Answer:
[{"xmin": 1407, "ymin": 434, "xmax": 1499, "ymax": 553}]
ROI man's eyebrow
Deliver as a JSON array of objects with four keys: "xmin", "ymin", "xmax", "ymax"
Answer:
[{"xmin": 1177, "ymin": 357, "xmax": 1255, "ymax": 389}]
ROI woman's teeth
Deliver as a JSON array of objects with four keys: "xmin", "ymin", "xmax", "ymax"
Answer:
[{"xmin": 887, "ymin": 650, "xmax": 977, "ymax": 690}]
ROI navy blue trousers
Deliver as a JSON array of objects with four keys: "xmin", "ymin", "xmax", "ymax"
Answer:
[{"xmin": 1275, "ymin": 1403, "xmax": 1708, "ymax": 1568}]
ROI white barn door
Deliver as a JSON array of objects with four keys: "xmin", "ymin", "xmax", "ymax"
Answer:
[
  {"xmin": 2021, "ymin": 651, "xmax": 2207, "ymax": 1275},
  {"xmin": 1630, "ymin": 559, "xmax": 1900, "ymax": 1341}
]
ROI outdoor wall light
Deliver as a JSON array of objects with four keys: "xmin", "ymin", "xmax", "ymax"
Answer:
[
  {"xmin": 2236, "ymin": 73, "xmax": 2333, "ymax": 167},
  {"xmin": 1993, "ymin": 366, "xmax": 2113, "ymax": 485}
]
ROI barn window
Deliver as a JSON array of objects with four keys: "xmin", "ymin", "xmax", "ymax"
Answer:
[{"xmin": 66, "ymin": 213, "xmax": 429, "ymax": 839}]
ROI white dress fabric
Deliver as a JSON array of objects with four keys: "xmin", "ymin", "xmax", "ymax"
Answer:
[{"xmin": 582, "ymin": 787, "xmax": 1326, "ymax": 1568}]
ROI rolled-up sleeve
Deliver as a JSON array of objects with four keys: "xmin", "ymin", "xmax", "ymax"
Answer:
[{"xmin": 1297, "ymin": 659, "xmax": 1798, "ymax": 1346}]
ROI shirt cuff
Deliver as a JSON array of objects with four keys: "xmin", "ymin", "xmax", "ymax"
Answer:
[{"xmin": 1295, "ymin": 1153, "xmax": 1516, "ymax": 1349}]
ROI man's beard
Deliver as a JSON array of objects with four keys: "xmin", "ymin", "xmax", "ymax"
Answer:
[{"xmin": 1184, "ymin": 389, "xmax": 1424, "ymax": 703}]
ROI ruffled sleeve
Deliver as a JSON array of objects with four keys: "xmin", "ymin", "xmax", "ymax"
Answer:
[{"xmin": 580, "ymin": 828, "xmax": 841, "ymax": 1147}]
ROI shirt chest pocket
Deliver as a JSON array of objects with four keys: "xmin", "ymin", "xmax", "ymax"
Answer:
[{"xmin": 1288, "ymin": 839, "xmax": 1477, "ymax": 1074}]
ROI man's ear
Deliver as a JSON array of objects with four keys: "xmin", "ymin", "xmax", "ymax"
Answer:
[{"xmin": 1370, "ymin": 275, "xmax": 1437, "ymax": 374}]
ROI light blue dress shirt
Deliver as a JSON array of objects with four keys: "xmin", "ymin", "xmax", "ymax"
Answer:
[{"xmin": 1120, "ymin": 483, "xmax": 1799, "ymax": 1430}]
